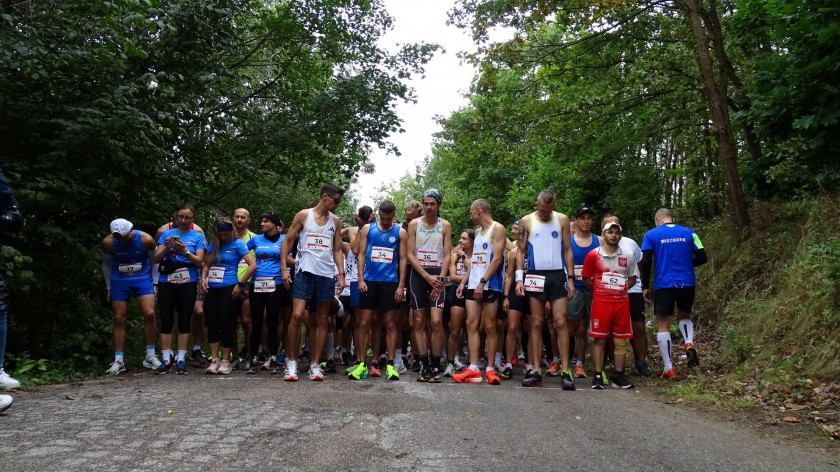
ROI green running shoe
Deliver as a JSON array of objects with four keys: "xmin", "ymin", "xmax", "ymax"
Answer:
[
  {"xmin": 348, "ymin": 361, "xmax": 368, "ymax": 380},
  {"xmin": 386, "ymin": 364, "xmax": 400, "ymax": 381}
]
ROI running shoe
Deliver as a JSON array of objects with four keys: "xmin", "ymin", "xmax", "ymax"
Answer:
[
  {"xmin": 635, "ymin": 362, "xmax": 652, "ymax": 377},
  {"xmin": 106, "ymin": 360, "xmax": 126, "ymax": 376},
  {"xmin": 499, "ymin": 365, "xmax": 513, "ymax": 380},
  {"xmin": 143, "ymin": 355, "xmax": 162, "ymax": 370},
  {"xmin": 411, "ymin": 356, "xmax": 421, "ymax": 372},
  {"xmin": 153, "ymin": 360, "xmax": 171, "ymax": 375},
  {"xmin": 192, "ymin": 349, "xmax": 207, "ymax": 367},
  {"xmin": 300, "ymin": 348, "xmax": 310, "ymax": 362},
  {"xmin": 443, "ymin": 363, "xmax": 455, "ymax": 377},
  {"xmin": 261, "ymin": 356, "xmax": 272, "ymax": 371},
  {"xmin": 205, "ymin": 359, "xmax": 220, "ymax": 375},
  {"xmin": 485, "ymin": 369, "xmax": 501, "ymax": 385},
  {"xmin": 560, "ymin": 371, "xmax": 576, "ymax": 391},
  {"xmin": 245, "ymin": 357, "xmax": 259, "ymax": 374},
  {"xmin": 217, "ymin": 360, "xmax": 232, "ymax": 375},
  {"xmin": 309, "ymin": 363, "xmax": 324, "ymax": 381},
  {"xmin": 511, "ymin": 357, "xmax": 519, "ymax": 367},
  {"xmin": 539, "ymin": 357, "xmax": 549, "ymax": 369},
  {"xmin": 453, "ymin": 357, "xmax": 466, "ymax": 371},
  {"xmin": 546, "ymin": 361, "xmax": 562, "ymax": 376},
  {"xmin": 386, "ymin": 364, "xmax": 400, "ymax": 381},
  {"xmin": 428, "ymin": 368, "xmax": 442, "ymax": 383},
  {"xmin": 276, "ymin": 350, "xmax": 286, "ymax": 366},
  {"xmin": 393, "ymin": 359, "xmax": 407, "ymax": 375},
  {"xmin": 573, "ymin": 364, "xmax": 587, "ymax": 378},
  {"xmin": 284, "ymin": 360, "xmax": 299, "ymax": 381},
  {"xmin": 270, "ymin": 359, "xmax": 282, "ymax": 374},
  {"xmin": 369, "ymin": 363, "xmax": 381, "ymax": 378},
  {"xmin": 175, "ymin": 360, "xmax": 187, "ymax": 375},
  {"xmin": 417, "ymin": 367, "xmax": 430, "ymax": 383},
  {"xmin": 341, "ymin": 350, "xmax": 353, "ymax": 366},
  {"xmin": 324, "ymin": 359, "xmax": 337, "ymax": 373},
  {"xmin": 686, "ymin": 346, "xmax": 700, "ymax": 368},
  {"xmin": 610, "ymin": 372, "xmax": 635, "ymax": 389},
  {"xmin": 348, "ymin": 362, "xmax": 368, "ymax": 380},
  {"xmin": 661, "ymin": 368, "xmax": 677, "ymax": 379},
  {"xmin": 521, "ymin": 369, "xmax": 543, "ymax": 387},
  {"xmin": 0, "ymin": 394, "xmax": 12, "ymax": 412},
  {"xmin": 452, "ymin": 368, "xmax": 482, "ymax": 384},
  {"xmin": 478, "ymin": 358, "xmax": 487, "ymax": 371},
  {"xmin": 592, "ymin": 373, "xmax": 605, "ymax": 390}
]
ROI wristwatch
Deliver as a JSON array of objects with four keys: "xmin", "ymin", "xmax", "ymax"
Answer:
[{"xmin": 479, "ymin": 277, "xmax": 487, "ymax": 284}]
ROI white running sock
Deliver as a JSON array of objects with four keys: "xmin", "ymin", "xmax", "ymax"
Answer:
[
  {"xmin": 657, "ymin": 332, "xmax": 672, "ymax": 371},
  {"xmin": 494, "ymin": 351, "xmax": 503, "ymax": 365},
  {"xmin": 145, "ymin": 345, "xmax": 156, "ymax": 358},
  {"xmin": 193, "ymin": 344, "xmax": 201, "ymax": 351},
  {"xmin": 679, "ymin": 319, "xmax": 695, "ymax": 346},
  {"xmin": 468, "ymin": 364, "xmax": 479, "ymax": 372},
  {"xmin": 177, "ymin": 350, "xmax": 187, "ymax": 362},
  {"xmin": 114, "ymin": 352, "xmax": 124, "ymax": 363}
]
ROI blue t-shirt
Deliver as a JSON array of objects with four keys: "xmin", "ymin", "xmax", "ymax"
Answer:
[
  {"xmin": 111, "ymin": 231, "xmax": 151, "ymax": 281},
  {"xmin": 157, "ymin": 228, "xmax": 207, "ymax": 284},
  {"xmin": 641, "ymin": 224, "xmax": 704, "ymax": 290},
  {"xmin": 571, "ymin": 234, "xmax": 600, "ymax": 292},
  {"xmin": 364, "ymin": 223, "xmax": 400, "ymax": 283},
  {"xmin": 247, "ymin": 234, "xmax": 285, "ymax": 282},
  {"xmin": 206, "ymin": 239, "xmax": 249, "ymax": 288}
]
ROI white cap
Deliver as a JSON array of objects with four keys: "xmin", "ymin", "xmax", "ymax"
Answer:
[
  {"xmin": 602, "ymin": 222, "xmax": 622, "ymax": 233},
  {"xmin": 110, "ymin": 218, "xmax": 133, "ymax": 237}
]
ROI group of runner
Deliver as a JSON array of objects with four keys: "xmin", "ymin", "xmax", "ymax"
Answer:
[{"xmin": 100, "ymin": 183, "xmax": 708, "ymax": 390}]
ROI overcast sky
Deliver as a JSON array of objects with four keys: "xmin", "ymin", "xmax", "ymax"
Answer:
[{"xmin": 354, "ymin": 1, "xmax": 480, "ymax": 207}]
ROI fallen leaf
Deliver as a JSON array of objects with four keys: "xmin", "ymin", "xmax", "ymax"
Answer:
[
  {"xmin": 820, "ymin": 425, "xmax": 840, "ymax": 438},
  {"xmin": 783, "ymin": 416, "xmax": 800, "ymax": 423},
  {"xmin": 167, "ymin": 409, "xmax": 176, "ymax": 415},
  {"xmin": 466, "ymin": 413, "xmax": 474, "ymax": 418},
  {"xmin": 65, "ymin": 395, "xmax": 76, "ymax": 400},
  {"xmin": 395, "ymin": 452, "xmax": 409, "ymax": 459}
]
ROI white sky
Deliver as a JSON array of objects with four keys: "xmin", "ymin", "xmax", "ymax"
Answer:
[{"xmin": 354, "ymin": 1, "xmax": 479, "ymax": 207}]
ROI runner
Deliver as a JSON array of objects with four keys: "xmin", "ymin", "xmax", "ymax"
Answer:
[
  {"xmin": 348, "ymin": 200, "xmax": 407, "ymax": 381},
  {"xmin": 200, "ymin": 217, "xmax": 255, "ymax": 375},
  {"xmin": 101, "ymin": 218, "xmax": 161, "ymax": 374},
  {"xmin": 453, "ymin": 199, "xmax": 506, "ymax": 385},
  {"xmin": 602, "ymin": 212, "xmax": 650, "ymax": 376},
  {"xmin": 0, "ymin": 166, "xmax": 23, "ymax": 410},
  {"xmin": 515, "ymin": 190, "xmax": 577, "ymax": 390},
  {"xmin": 340, "ymin": 206, "xmax": 374, "ymax": 367},
  {"xmin": 231, "ymin": 208, "xmax": 256, "ymax": 368},
  {"xmin": 443, "ymin": 229, "xmax": 473, "ymax": 377},
  {"xmin": 564, "ymin": 205, "xmax": 599, "ymax": 378},
  {"xmin": 581, "ymin": 222, "xmax": 638, "ymax": 389},
  {"xmin": 500, "ymin": 222, "xmax": 529, "ymax": 379},
  {"xmin": 406, "ymin": 189, "xmax": 452, "ymax": 382},
  {"xmin": 281, "ymin": 183, "xmax": 346, "ymax": 381},
  {"xmin": 153, "ymin": 204, "xmax": 206, "ymax": 374},
  {"xmin": 641, "ymin": 208, "xmax": 708, "ymax": 378},
  {"xmin": 398, "ymin": 200, "xmax": 422, "ymax": 373}
]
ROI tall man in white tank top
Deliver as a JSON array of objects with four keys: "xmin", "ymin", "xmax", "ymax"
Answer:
[
  {"xmin": 281, "ymin": 183, "xmax": 346, "ymax": 381},
  {"xmin": 407, "ymin": 189, "xmax": 453, "ymax": 382},
  {"xmin": 515, "ymin": 190, "xmax": 577, "ymax": 390}
]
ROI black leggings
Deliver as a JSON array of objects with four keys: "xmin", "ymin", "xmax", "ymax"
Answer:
[
  {"xmin": 157, "ymin": 282, "xmax": 195, "ymax": 334},
  {"xmin": 248, "ymin": 286, "xmax": 288, "ymax": 356},
  {"xmin": 205, "ymin": 285, "xmax": 236, "ymax": 348}
]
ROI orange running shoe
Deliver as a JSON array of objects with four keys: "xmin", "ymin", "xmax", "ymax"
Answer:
[
  {"xmin": 546, "ymin": 361, "xmax": 562, "ymax": 376},
  {"xmin": 369, "ymin": 364, "xmax": 381, "ymax": 377},
  {"xmin": 661, "ymin": 368, "xmax": 677, "ymax": 379},
  {"xmin": 573, "ymin": 364, "xmax": 587, "ymax": 378},
  {"xmin": 452, "ymin": 368, "xmax": 483, "ymax": 383},
  {"xmin": 485, "ymin": 370, "xmax": 501, "ymax": 385}
]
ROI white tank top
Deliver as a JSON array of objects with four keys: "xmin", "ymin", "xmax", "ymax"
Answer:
[
  {"xmin": 526, "ymin": 211, "xmax": 565, "ymax": 271},
  {"xmin": 415, "ymin": 218, "xmax": 444, "ymax": 268},
  {"xmin": 468, "ymin": 221, "xmax": 504, "ymax": 291},
  {"xmin": 296, "ymin": 209, "xmax": 337, "ymax": 277},
  {"xmin": 344, "ymin": 249, "xmax": 358, "ymax": 283}
]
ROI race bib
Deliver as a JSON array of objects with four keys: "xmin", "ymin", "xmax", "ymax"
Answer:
[
  {"xmin": 238, "ymin": 259, "xmax": 248, "ymax": 269},
  {"xmin": 417, "ymin": 249, "xmax": 439, "ymax": 267},
  {"xmin": 118, "ymin": 263, "xmax": 142, "ymax": 274},
  {"xmin": 455, "ymin": 262, "xmax": 466, "ymax": 277},
  {"xmin": 306, "ymin": 233, "xmax": 331, "ymax": 251},
  {"xmin": 524, "ymin": 274, "xmax": 546, "ymax": 292},
  {"xmin": 601, "ymin": 272, "xmax": 627, "ymax": 291},
  {"xmin": 574, "ymin": 264, "xmax": 584, "ymax": 279},
  {"xmin": 254, "ymin": 276, "xmax": 276, "ymax": 293},
  {"xmin": 472, "ymin": 251, "xmax": 488, "ymax": 269},
  {"xmin": 208, "ymin": 266, "xmax": 225, "ymax": 284},
  {"xmin": 169, "ymin": 267, "xmax": 191, "ymax": 284},
  {"xmin": 371, "ymin": 246, "xmax": 394, "ymax": 264}
]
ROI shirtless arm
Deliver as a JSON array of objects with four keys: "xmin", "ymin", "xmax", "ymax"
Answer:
[{"xmin": 281, "ymin": 209, "xmax": 306, "ymax": 288}]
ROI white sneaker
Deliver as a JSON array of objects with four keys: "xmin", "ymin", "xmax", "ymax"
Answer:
[
  {"xmin": 393, "ymin": 360, "xmax": 407, "ymax": 375},
  {"xmin": 443, "ymin": 363, "xmax": 455, "ymax": 377},
  {"xmin": 453, "ymin": 357, "xmax": 466, "ymax": 371},
  {"xmin": 283, "ymin": 360, "xmax": 298, "ymax": 382},
  {"xmin": 143, "ymin": 355, "xmax": 162, "ymax": 370},
  {"xmin": 205, "ymin": 359, "xmax": 220, "ymax": 375},
  {"xmin": 0, "ymin": 394, "xmax": 11, "ymax": 412},
  {"xmin": 105, "ymin": 360, "xmax": 126, "ymax": 376},
  {"xmin": 0, "ymin": 369, "xmax": 21, "ymax": 390},
  {"xmin": 309, "ymin": 363, "xmax": 323, "ymax": 381}
]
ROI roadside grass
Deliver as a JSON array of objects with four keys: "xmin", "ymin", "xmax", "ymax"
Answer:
[{"xmin": 661, "ymin": 378, "xmax": 758, "ymax": 409}]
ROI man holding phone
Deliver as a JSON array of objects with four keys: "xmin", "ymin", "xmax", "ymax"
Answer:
[{"xmin": 406, "ymin": 189, "xmax": 452, "ymax": 382}]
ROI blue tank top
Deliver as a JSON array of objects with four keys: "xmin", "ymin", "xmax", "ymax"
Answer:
[
  {"xmin": 247, "ymin": 234, "xmax": 286, "ymax": 282},
  {"xmin": 111, "ymin": 231, "xmax": 150, "ymax": 280},
  {"xmin": 364, "ymin": 222, "xmax": 400, "ymax": 283},
  {"xmin": 571, "ymin": 234, "xmax": 600, "ymax": 292},
  {"xmin": 206, "ymin": 239, "xmax": 249, "ymax": 288},
  {"xmin": 157, "ymin": 228, "xmax": 207, "ymax": 284}
]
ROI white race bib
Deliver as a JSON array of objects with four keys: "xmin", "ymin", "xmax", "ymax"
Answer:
[
  {"xmin": 118, "ymin": 263, "xmax": 142, "ymax": 274},
  {"xmin": 574, "ymin": 264, "xmax": 584, "ymax": 279},
  {"xmin": 417, "ymin": 249, "xmax": 439, "ymax": 267},
  {"xmin": 524, "ymin": 274, "xmax": 546, "ymax": 292},
  {"xmin": 371, "ymin": 246, "xmax": 394, "ymax": 264},
  {"xmin": 169, "ymin": 267, "xmax": 191, "ymax": 284},
  {"xmin": 208, "ymin": 266, "xmax": 225, "ymax": 284},
  {"xmin": 601, "ymin": 272, "xmax": 627, "ymax": 291},
  {"xmin": 306, "ymin": 233, "xmax": 331, "ymax": 251},
  {"xmin": 254, "ymin": 276, "xmax": 276, "ymax": 293},
  {"xmin": 455, "ymin": 262, "xmax": 466, "ymax": 277},
  {"xmin": 238, "ymin": 259, "xmax": 248, "ymax": 269},
  {"xmin": 472, "ymin": 251, "xmax": 488, "ymax": 269}
]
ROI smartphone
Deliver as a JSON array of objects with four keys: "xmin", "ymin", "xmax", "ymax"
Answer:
[{"xmin": 170, "ymin": 235, "xmax": 180, "ymax": 242}]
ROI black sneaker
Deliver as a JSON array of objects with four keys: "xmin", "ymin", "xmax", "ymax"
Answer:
[
  {"xmin": 411, "ymin": 357, "xmax": 421, "ymax": 372},
  {"xmin": 561, "ymin": 372, "xmax": 577, "ymax": 391},
  {"xmin": 428, "ymin": 368, "xmax": 442, "ymax": 383},
  {"xmin": 417, "ymin": 365, "xmax": 430, "ymax": 382},
  {"xmin": 635, "ymin": 361, "xmax": 652, "ymax": 377},
  {"xmin": 610, "ymin": 372, "xmax": 635, "ymax": 389},
  {"xmin": 270, "ymin": 359, "xmax": 282, "ymax": 374},
  {"xmin": 323, "ymin": 359, "xmax": 337, "ymax": 374},
  {"xmin": 521, "ymin": 369, "xmax": 543, "ymax": 387},
  {"xmin": 499, "ymin": 365, "xmax": 513, "ymax": 380},
  {"xmin": 592, "ymin": 373, "xmax": 605, "ymax": 389},
  {"xmin": 245, "ymin": 357, "xmax": 259, "ymax": 374},
  {"xmin": 192, "ymin": 349, "xmax": 207, "ymax": 367},
  {"xmin": 154, "ymin": 360, "xmax": 171, "ymax": 375},
  {"xmin": 341, "ymin": 350, "xmax": 353, "ymax": 366},
  {"xmin": 686, "ymin": 346, "xmax": 700, "ymax": 368}
]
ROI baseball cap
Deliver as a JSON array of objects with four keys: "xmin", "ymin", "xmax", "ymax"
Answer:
[
  {"xmin": 575, "ymin": 205, "xmax": 594, "ymax": 218},
  {"xmin": 602, "ymin": 222, "xmax": 622, "ymax": 233},
  {"xmin": 110, "ymin": 218, "xmax": 132, "ymax": 237}
]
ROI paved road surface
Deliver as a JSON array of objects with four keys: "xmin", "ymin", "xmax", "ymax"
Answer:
[{"xmin": 1, "ymin": 368, "xmax": 836, "ymax": 471}]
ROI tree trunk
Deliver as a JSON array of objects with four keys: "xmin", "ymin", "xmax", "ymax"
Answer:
[{"xmin": 680, "ymin": 0, "xmax": 750, "ymax": 229}]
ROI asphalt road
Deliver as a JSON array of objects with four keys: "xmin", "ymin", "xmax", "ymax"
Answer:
[{"xmin": 0, "ymin": 367, "xmax": 836, "ymax": 471}]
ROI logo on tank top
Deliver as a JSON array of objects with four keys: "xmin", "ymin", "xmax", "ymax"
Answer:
[
  {"xmin": 618, "ymin": 257, "xmax": 627, "ymax": 267},
  {"xmin": 552, "ymin": 231, "xmax": 559, "ymax": 238},
  {"xmin": 482, "ymin": 242, "xmax": 488, "ymax": 250},
  {"xmin": 389, "ymin": 236, "xmax": 396, "ymax": 243},
  {"xmin": 261, "ymin": 253, "xmax": 268, "ymax": 261}
]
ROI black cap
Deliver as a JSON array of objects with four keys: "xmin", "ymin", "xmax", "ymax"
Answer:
[{"xmin": 575, "ymin": 205, "xmax": 594, "ymax": 218}]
